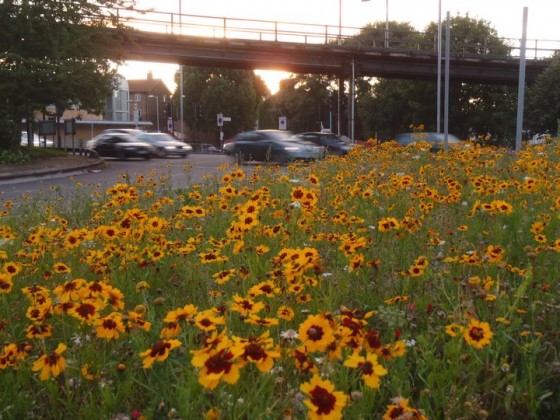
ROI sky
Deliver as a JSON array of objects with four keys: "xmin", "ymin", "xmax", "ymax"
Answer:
[{"xmin": 118, "ymin": 0, "xmax": 560, "ymax": 93}]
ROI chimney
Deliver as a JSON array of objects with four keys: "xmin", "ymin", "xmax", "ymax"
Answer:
[{"xmin": 147, "ymin": 71, "xmax": 153, "ymax": 80}]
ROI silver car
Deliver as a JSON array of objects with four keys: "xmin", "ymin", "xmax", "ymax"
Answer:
[
  {"xmin": 136, "ymin": 133, "xmax": 192, "ymax": 157},
  {"xmin": 224, "ymin": 130, "xmax": 326, "ymax": 163}
]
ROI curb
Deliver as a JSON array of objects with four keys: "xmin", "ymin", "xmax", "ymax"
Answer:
[{"xmin": 0, "ymin": 158, "xmax": 106, "ymax": 182}]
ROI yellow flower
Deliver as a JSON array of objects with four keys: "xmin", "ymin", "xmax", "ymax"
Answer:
[
  {"xmin": 344, "ymin": 351, "xmax": 388, "ymax": 388},
  {"xmin": 298, "ymin": 314, "xmax": 335, "ymax": 353},
  {"xmin": 191, "ymin": 344, "xmax": 244, "ymax": 390},
  {"xmin": 463, "ymin": 320, "xmax": 493, "ymax": 349},
  {"xmin": 300, "ymin": 375, "xmax": 347, "ymax": 419},
  {"xmin": 32, "ymin": 343, "xmax": 67, "ymax": 380},
  {"xmin": 93, "ymin": 312, "xmax": 126, "ymax": 340},
  {"xmin": 140, "ymin": 339, "xmax": 181, "ymax": 369}
]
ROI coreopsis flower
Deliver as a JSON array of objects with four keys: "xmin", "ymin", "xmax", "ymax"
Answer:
[
  {"xmin": 163, "ymin": 303, "xmax": 198, "ymax": 323},
  {"xmin": 298, "ymin": 314, "xmax": 336, "ymax": 353},
  {"xmin": 230, "ymin": 294, "xmax": 265, "ymax": 318},
  {"xmin": 32, "ymin": 343, "xmax": 67, "ymax": 380},
  {"xmin": 213, "ymin": 268, "xmax": 236, "ymax": 285},
  {"xmin": 383, "ymin": 397, "xmax": 427, "ymax": 420},
  {"xmin": 94, "ymin": 312, "xmax": 126, "ymax": 340},
  {"xmin": 300, "ymin": 375, "xmax": 348, "ymax": 419},
  {"xmin": 53, "ymin": 278, "xmax": 87, "ymax": 303},
  {"xmin": 68, "ymin": 300, "xmax": 104, "ymax": 324},
  {"xmin": 191, "ymin": 344, "xmax": 244, "ymax": 390},
  {"xmin": 344, "ymin": 351, "xmax": 388, "ymax": 389},
  {"xmin": 140, "ymin": 339, "xmax": 181, "ymax": 369},
  {"xmin": 463, "ymin": 319, "xmax": 493, "ymax": 349},
  {"xmin": 53, "ymin": 262, "xmax": 71, "ymax": 274},
  {"xmin": 244, "ymin": 314, "xmax": 279, "ymax": 327},
  {"xmin": 248, "ymin": 280, "xmax": 281, "ymax": 299},
  {"xmin": 26, "ymin": 323, "xmax": 53, "ymax": 339},
  {"xmin": 232, "ymin": 331, "xmax": 281, "ymax": 373},
  {"xmin": 277, "ymin": 305, "xmax": 295, "ymax": 321},
  {"xmin": 445, "ymin": 323, "xmax": 464, "ymax": 337},
  {"xmin": 377, "ymin": 341, "xmax": 407, "ymax": 361},
  {"xmin": 3, "ymin": 261, "xmax": 21, "ymax": 277},
  {"xmin": 126, "ymin": 310, "xmax": 152, "ymax": 332},
  {"xmin": 160, "ymin": 321, "xmax": 182, "ymax": 339},
  {"xmin": 194, "ymin": 309, "xmax": 226, "ymax": 332},
  {"xmin": 0, "ymin": 273, "xmax": 13, "ymax": 294},
  {"xmin": 378, "ymin": 217, "xmax": 400, "ymax": 232}
]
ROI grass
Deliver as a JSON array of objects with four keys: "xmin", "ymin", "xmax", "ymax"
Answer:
[{"xmin": 0, "ymin": 139, "xmax": 559, "ymax": 419}]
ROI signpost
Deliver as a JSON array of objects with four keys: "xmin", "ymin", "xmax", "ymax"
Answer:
[
  {"xmin": 217, "ymin": 113, "xmax": 231, "ymax": 150},
  {"xmin": 279, "ymin": 116, "xmax": 287, "ymax": 130}
]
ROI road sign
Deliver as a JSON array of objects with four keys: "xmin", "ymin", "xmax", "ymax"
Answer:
[
  {"xmin": 222, "ymin": 117, "xmax": 231, "ymax": 122},
  {"xmin": 217, "ymin": 113, "xmax": 223, "ymax": 127},
  {"xmin": 279, "ymin": 116, "xmax": 287, "ymax": 130}
]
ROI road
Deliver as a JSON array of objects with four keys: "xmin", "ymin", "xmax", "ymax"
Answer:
[{"xmin": 0, "ymin": 154, "xmax": 239, "ymax": 205}]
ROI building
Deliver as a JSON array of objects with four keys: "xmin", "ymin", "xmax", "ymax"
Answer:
[
  {"xmin": 127, "ymin": 71, "xmax": 172, "ymax": 134},
  {"xmin": 29, "ymin": 72, "xmax": 172, "ymax": 149}
]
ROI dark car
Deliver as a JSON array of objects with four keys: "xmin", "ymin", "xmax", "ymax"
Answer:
[
  {"xmin": 294, "ymin": 132, "xmax": 355, "ymax": 156},
  {"xmin": 395, "ymin": 132, "xmax": 462, "ymax": 152},
  {"xmin": 135, "ymin": 132, "xmax": 192, "ymax": 157},
  {"xmin": 86, "ymin": 133, "xmax": 156, "ymax": 160},
  {"xmin": 224, "ymin": 130, "xmax": 326, "ymax": 163}
]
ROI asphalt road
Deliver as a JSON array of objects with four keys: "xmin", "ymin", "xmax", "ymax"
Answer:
[{"xmin": 0, "ymin": 154, "xmax": 239, "ymax": 205}]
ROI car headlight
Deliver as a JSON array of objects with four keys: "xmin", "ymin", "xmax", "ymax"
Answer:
[{"xmin": 283, "ymin": 146, "xmax": 299, "ymax": 151}]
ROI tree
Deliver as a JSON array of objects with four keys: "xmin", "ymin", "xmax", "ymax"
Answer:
[
  {"xmin": 175, "ymin": 67, "xmax": 267, "ymax": 141},
  {"xmin": 0, "ymin": 0, "xmax": 134, "ymax": 149},
  {"xmin": 358, "ymin": 16, "xmax": 518, "ymax": 143},
  {"xmin": 260, "ymin": 74, "xmax": 335, "ymax": 133},
  {"xmin": 525, "ymin": 53, "xmax": 560, "ymax": 136}
]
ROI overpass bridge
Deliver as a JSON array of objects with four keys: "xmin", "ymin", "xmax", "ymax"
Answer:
[{"xmin": 108, "ymin": 7, "xmax": 558, "ymax": 85}]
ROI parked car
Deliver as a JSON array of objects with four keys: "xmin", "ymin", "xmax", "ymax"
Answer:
[
  {"xmin": 395, "ymin": 132, "xmax": 462, "ymax": 152},
  {"xmin": 224, "ymin": 130, "xmax": 326, "ymax": 163},
  {"xmin": 294, "ymin": 132, "xmax": 355, "ymax": 156},
  {"xmin": 85, "ymin": 133, "xmax": 156, "ymax": 160},
  {"xmin": 20, "ymin": 132, "xmax": 54, "ymax": 148},
  {"xmin": 135, "ymin": 132, "xmax": 192, "ymax": 157}
]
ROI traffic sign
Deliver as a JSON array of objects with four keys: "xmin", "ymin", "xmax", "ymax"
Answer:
[
  {"xmin": 279, "ymin": 116, "xmax": 287, "ymax": 130},
  {"xmin": 217, "ymin": 113, "xmax": 223, "ymax": 127}
]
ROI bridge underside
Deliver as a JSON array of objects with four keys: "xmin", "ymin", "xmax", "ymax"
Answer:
[{"xmin": 115, "ymin": 30, "xmax": 549, "ymax": 85}]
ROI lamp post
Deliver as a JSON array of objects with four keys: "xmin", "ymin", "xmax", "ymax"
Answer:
[{"xmin": 148, "ymin": 94, "xmax": 160, "ymax": 132}]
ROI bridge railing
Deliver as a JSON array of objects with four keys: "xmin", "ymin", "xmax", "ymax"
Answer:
[{"xmin": 111, "ymin": 7, "xmax": 559, "ymax": 60}]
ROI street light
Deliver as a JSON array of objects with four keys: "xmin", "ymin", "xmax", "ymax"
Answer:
[{"xmin": 148, "ymin": 94, "xmax": 160, "ymax": 132}]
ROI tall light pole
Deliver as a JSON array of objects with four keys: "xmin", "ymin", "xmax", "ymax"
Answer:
[
  {"xmin": 437, "ymin": 0, "xmax": 442, "ymax": 133},
  {"xmin": 148, "ymin": 95, "xmax": 160, "ymax": 132}
]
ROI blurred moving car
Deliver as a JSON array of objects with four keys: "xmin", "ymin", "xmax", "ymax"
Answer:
[
  {"xmin": 294, "ymin": 132, "xmax": 354, "ymax": 156},
  {"xmin": 395, "ymin": 132, "xmax": 462, "ymax": 152},
  {"xmin": 86, "ymin": 133, "xmax": 156, "ymax": 160},
  {"xmin": 224, "ymin": 130, "xmax": 326, "ymax": 163},
  {"xmin": 135, "ymin": 132, "xmax": 192, "ymax": 157},
  {"xmin": 20, "ymin": 132, "xmax": 54, "ymax": 147}
]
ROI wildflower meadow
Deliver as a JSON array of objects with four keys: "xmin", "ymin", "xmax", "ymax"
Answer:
[{"xmin": 0, "ymin": 139, "xmax": 559, "ymax": 419}]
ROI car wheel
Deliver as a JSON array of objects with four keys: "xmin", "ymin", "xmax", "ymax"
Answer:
[
  {"xmin": 157, "ymin": 148, "xmax": 166, "ymax": 158},
  {"xmin": 117, "ymin": 150, "xmax": 127, "ymax": 160}
]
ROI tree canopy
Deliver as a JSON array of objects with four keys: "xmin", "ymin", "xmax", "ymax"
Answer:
[
  {"xmin": 0, "ymin": 0, "xmax": 134, "ymax": 148},
  {"xmin": 175, "ymin": 67, "xmax": 269, "ymax": 141},
  {"xmin": 525, "ymin": 53, "xmax": 560, "ymax": 136}
]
